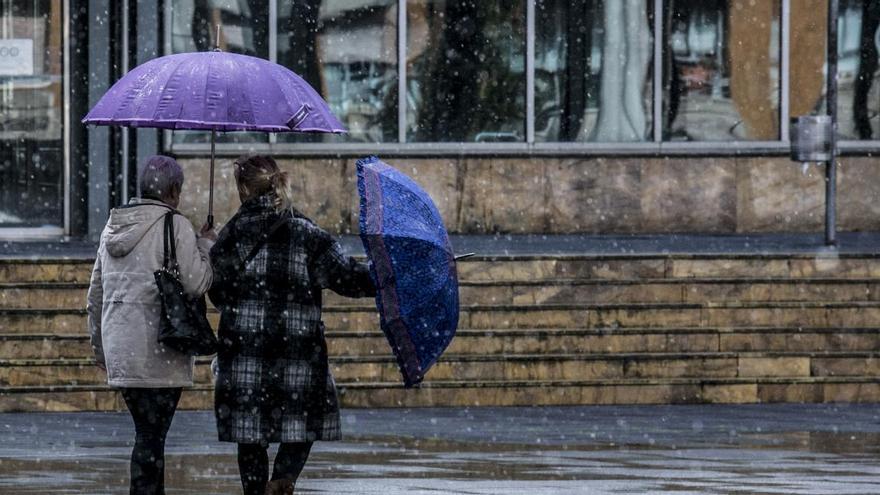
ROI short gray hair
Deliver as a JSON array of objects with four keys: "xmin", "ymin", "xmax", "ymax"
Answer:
[{"xmin": 138, "ymin": 155, "xmax": 184, "ymax": 200}]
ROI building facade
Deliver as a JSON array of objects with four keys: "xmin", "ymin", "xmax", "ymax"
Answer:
[{"xmin": 1, "ymin": 0, "xmax": 879, "ymax": 241}]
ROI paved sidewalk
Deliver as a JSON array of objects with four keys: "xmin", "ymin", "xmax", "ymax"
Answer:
[{"xmin": 0, "ymin": 404, "xmax": 878, "ymax": 494}]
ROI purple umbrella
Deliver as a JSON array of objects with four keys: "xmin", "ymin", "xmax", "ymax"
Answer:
[{"xmin": 82, "ymin": 50, "xmax": 345, "ymax": 226}]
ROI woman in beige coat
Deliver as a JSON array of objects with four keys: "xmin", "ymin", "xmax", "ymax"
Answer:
[{"xmin": 86, "ymin": 155, "xmax": 215, "ymax": 494}]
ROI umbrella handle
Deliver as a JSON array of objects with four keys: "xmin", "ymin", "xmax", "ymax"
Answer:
[{"xmin": 454, "ymin": 253, "xmax": 476, "ymax": 261}]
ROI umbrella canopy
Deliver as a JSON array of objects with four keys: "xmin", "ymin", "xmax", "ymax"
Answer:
[
  {"xmin": 82, "ymin": 51, "xmax": 345, "ymax": 133},
  {"xmin": 83, "ymin": 50, "xmax": 345, "ymax": 227},
  {"xmin": 357, "ymin": 156, "xmax": 460, "ymax": 387}
]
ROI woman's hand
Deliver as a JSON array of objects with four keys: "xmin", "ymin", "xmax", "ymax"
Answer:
[{"xmin": 200, "ymin": 223, "xmax": 218, "ymax": 241}]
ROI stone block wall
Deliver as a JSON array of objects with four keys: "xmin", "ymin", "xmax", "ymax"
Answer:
[{"xmin": 176, "ymin": 156, "xmax": 880, "ymax": 235}]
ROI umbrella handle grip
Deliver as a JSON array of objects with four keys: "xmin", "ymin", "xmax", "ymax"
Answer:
[{"xmin": 206, "ymin": 214, "xmax": 214, "ymax": 230}]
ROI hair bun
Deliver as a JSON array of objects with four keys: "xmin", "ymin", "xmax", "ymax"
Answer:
[
  {"xmin": 270, "ymin": 171, "xmax": 287, "ymax": 185},
  {"xmin": 235, "ymin": 155, "xmax": 293, "ymax": 212}
]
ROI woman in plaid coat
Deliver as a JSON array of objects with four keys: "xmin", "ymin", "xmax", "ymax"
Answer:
[{"xmin": 209, "ymin": 155, "xmax": 375, "ymax": 495}]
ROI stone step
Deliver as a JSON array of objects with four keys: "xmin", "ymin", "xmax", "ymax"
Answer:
[
  {"xmin": 2, "ymin": 352, "xmax": 876, "ymax": 387},
  {"xmin": 3, "ymin": 278, "xmax": 880, "ymax": 309},
  {"xmin": 1, "ymin": 376, "xmax": 878, "ymax": 412},
  {"xmin": 341, "ymin": 377, "xmax": 880, "ymax": 407},
  {"xmin": 338, "ymin": 352, "xmax": 880, "ymax": 383},
  {"xmin": 4, "ymin": 328, "xmax": 879, "ymax": 360},
  {"xmin": 0, "ymin": 261, "xmax": 94, "ymax": 284},
  {"xmin": 0, "ymin": 359, "xmax": 211, "ymax": 387},
  {"xmin": 476, "ymin": 279, "xmax": 880, "ymax": 305},
  {"xmin": 3, "ymin": 255, "xmax": 880, "ymax": 284},
  {"xmin": 4, "ymin": 254, "xmax": 877, "ymax": 413},
  {"xmin": 458, "ymin": 256, "xmax": 880, "ymax": 282},
  {"xmin": 4, "ymin": 301, "xmax": 880, "ymax": 334},
  {"xmin": 0, "ymin": 335, "xmax": 96, "ymax": 359}
]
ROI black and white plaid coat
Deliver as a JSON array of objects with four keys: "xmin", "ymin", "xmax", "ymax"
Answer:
[{"xmin": 208, "ymin": 195, "xmax": 375, "ymax": 444}]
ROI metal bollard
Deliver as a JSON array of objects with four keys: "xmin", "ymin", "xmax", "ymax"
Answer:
[{"xmin": 789, "ymin": 114, "xmax": 837, "ymax": 246}]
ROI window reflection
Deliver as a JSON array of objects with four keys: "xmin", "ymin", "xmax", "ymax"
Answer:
[
  {"xmin": 838, "ymin": 0, "xmax": 880, "ymax": 140},
  {"xmin": 159, "ymin": 0, "xmax": 880, "ymax": 147},
  {"xmin": 788, "ymin": 0, "xmax": 826, "ymax": 129},
  {"xmin": 406, "ymin": 0, "xmax": 526, "ymax": 143},
  {"xmin": 0, "ymin": 0, "xmax": 64, "ymax": 227},
  {"xmin": 170, "ymin": 0, "xmax": 269, "ymax": 144},
  {"xmin": 664, "ymin": 0, "xmax": 780, "ymax": 141},
  {"xmin": 535, "ymin": 0, "xmax": 653, "ymax": 142},
  {"xmin": 277, "ymin": 0, "xmax": 398, "ymax": 143}
]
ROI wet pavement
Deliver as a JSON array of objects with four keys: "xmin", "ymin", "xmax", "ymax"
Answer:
[{"xmin": 0, "ymin": 404, "xmax": 879, "ymax": 494}]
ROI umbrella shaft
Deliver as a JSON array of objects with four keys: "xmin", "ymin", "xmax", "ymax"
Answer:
[{"xmin": 208, "ymin": 130, "xmax": 216, "ymax": 228}]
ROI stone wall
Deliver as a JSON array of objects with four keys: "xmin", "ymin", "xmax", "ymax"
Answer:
[{"xmin": 176, "ymin": 156, "xmax": 880, "ymax": 235}]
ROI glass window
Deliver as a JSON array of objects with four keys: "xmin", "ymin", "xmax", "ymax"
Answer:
[
  {"xmin": 664, "ymin": 0, "xmax": 780, "ymax": 141},
  {"xmin": 535, "ymin": 0, "xmax": 653, "ymax": 142},
  {"xmin": 277, "ymin": 0, "xmax": 398, "ymax": 144},
  {"xmin": 0, "ymin": 0, "xmax": 64, "ymax": 228},
  {"xmin": 169, "ymin": 0, "xmax": 269, "ymax": 144},
  {"xmin": 160, "ymin": 0, "xmax": 880, "ymax": 149},
  {"xmin": 837, "ymin": 0, "xmax": 880, "ymax": 140},
  {"xmin": 406, "ymin": 0, "xmax": 526, "ymax": 142}
]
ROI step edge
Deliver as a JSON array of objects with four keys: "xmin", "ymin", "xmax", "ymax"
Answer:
[
  {"xmin": 6, "ymin": 277, "xmax": 880, "ymax": 289},
  {"xmin": 7, "ymin": 301, "xmax": 880, "ymax": 315},
  {"xmin": 2, "ymin": 376, "xmax": 878, "ymax": 394},
  {"xmin": 4, "ymin": 326, "xmax": 879, "ymax": 340},
  {"xmin": 5, "ymin": 252, "xmax": 880, "ymax": 264},
  {"xmin": 4, "ymin": 351, "xmax": 878, "ymax": 366}
]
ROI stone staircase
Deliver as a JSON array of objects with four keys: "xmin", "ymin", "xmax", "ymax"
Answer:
[{"xmin": 0, "ymin": 255, "xmax": 878, "ymax": 412}]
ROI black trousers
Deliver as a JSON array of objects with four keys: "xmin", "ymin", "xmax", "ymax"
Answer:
[
  {"xmin": 237, "ymin": 442, "xmax": 313, "ymax": 495},
  {"xmin": 120, "ymin": 388, "xmax": 182, "ymax": 495}
]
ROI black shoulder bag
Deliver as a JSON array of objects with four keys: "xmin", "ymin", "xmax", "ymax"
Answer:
[{"xmin": 155, "ymin": 212, "xmax": 218, "ymax": 356}]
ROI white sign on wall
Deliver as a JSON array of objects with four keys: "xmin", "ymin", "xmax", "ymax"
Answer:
[{"xmin": 0, "ymin": 39, "xmax": 34, "ymax": 76}]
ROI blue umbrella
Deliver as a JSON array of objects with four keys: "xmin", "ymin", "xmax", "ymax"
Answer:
[{"xmin": 357, "ymin": 157, "xmax": 461, "ymax": 387}]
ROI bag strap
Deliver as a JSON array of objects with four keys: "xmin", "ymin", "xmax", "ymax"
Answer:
[
  {"xmin": 239, "ymin": 212, "xmax": 290, "ymax": 272},
  {"xmin": 162, "ymin": 212, "xmax": 179, "ymax": 273}
]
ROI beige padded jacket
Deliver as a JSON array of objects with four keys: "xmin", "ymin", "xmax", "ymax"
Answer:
[{"xmin": 86, "ymin": 198, "xmax": 214, "ymax": 388}]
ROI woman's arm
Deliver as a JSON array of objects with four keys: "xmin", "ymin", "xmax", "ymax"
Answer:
[
  {"xmin": 85, "ymin": 251, "xmax": 105, "ymax": 367},
  {"xmin": 173, "ymin": 215, "xmax": 214, "ymax": 297},
  {"xmin": 208, "ymin": 218, "xmax": 240, "ymax": 308},
  {"xmin": 310, "ymin": 229, "xmax": 376, "ymax": 298}
]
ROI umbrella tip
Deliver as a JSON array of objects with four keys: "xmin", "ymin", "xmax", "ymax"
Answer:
[
  {"xmin": 214, "ymin": 24, "xmax": 222, "ymax": 51},
  {"xmin": 355, "ymin": 155, "xmax": 380, "ymax": 168}
]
